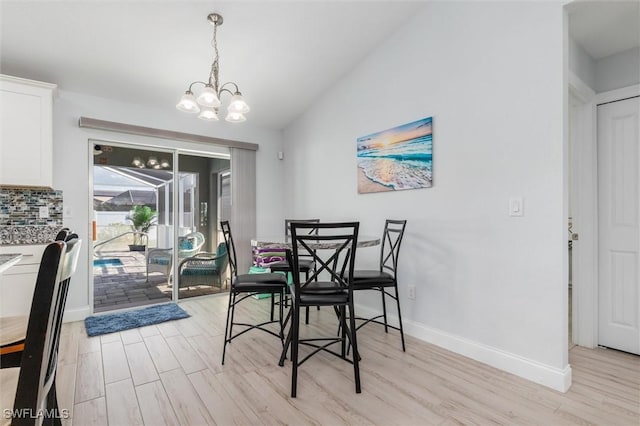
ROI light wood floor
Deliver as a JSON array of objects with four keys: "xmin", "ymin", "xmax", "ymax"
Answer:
[{"xmin": 53, "ymin": 295, "xmax": 639, "ymax": 426}]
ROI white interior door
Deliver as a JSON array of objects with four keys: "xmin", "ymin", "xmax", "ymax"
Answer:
[{"xmin": 597, "ymin": 96, "xmax": 640, "ymax": 355}]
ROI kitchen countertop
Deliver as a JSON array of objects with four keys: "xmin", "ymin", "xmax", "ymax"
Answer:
[
  {"xmin": 0, "ymin": 253, "xmax": 22, "ymax": 274},
  {"xmin": 0, "ymin": 243, "xmax": 50, "ymax": 247}
]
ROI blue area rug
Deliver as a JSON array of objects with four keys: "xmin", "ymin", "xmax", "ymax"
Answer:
[{"xmin": 84, "ymin": 303, "xmax": 190, "ymax": 337}]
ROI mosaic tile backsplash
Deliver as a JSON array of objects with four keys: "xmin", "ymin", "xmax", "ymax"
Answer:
[{"xmin": 0, "ymin": 188, "xmax": 63, "ymax": 245}]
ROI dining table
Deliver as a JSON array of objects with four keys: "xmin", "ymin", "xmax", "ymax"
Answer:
[
  {"xmin": 251, "ymin": 235, "xmax": 380, "ymax": 250},
  {"xmin": 0, "ymin": 253, "xmax": 26, "ymax": 361}
]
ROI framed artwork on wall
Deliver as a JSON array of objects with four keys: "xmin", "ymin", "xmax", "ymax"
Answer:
[{"xmin": 357, "ymin": 116, "xmax": 433, "ymax": 194}]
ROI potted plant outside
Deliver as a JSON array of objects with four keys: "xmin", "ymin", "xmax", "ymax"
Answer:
[{"xmin": 126, "ymin": 205, "xmax": 157, "ymax": 251}]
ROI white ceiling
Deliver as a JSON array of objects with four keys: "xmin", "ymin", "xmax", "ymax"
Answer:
[
  {"xmin": 567, "ymin": 0, "xmax": 640, "ymax": 60},
  {"xmin": 0, "ymin": 1, "xmax": 424, "ymax": 130},
  {"xmin": 1, "ymin": 1, "xmax": 638, "ymax": 131}
]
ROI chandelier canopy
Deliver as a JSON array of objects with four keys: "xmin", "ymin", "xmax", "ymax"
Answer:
[{"xmin": 176, "ymin": 13, "xmax": 250, "ymax": 123}]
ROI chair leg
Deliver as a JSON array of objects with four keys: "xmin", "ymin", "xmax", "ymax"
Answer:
[
  {"xmin": 394, "ymin": 284, "xmax": 406, "ymax": 352},
  {"xmin": 45, "ymin": 380, "xmax": 62, "ymax": 426},
  {"xmin": 279, "ymin": 289, "xmax": 285, "ymax": 344},
  {"xmin": 381, "ymin": 287, "xmax": 389, "ymax": 333},
  {"xmin": 304, "ymin": 269, "xmax": 310, "ymax": 324},
  {"xmin": 222, "ymin": 291, "xmax": 235, "ymax": 365},
  {"xmin": 339, "ymin": 305, "xmax": 347, "ymax": 357},
  {"xmin": 270, "ymin": 293, "xmax": 275, "ymax": 322},
  {"xmin": 290, "ymin": 304, "xmax": 300, "ymax": 398},
  {"xmin": 348, "ymin": 300, "xmax": 362, "ymax": 394},
  {"xmin": 279, "ymin": 316, "xmax": 293, "ymax": 367}
]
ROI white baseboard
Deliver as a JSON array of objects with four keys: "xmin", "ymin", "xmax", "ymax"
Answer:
[
  {"xmin": 354, "ymin": 303, "xmax": 572, "ymax": 393},
  {"xmin": 63, "ymin": 306, "xmax": 90, "ymax": 323}
]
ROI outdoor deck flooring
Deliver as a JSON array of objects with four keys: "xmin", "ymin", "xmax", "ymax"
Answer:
[{"xmin": 93, "ymin": 250, "xmax": 223, "ymax": 312}]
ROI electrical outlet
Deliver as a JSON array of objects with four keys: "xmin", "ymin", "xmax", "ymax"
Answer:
[{"xmin": 407, "ymin": 285, "xmax": 416, "ymax": 300}]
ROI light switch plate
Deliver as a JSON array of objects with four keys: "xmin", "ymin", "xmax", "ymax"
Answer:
[
  {"xmin": 39, "ymin": 206, "xmax": 49, "ymax": 218},
  {"xmin": 509, "ymin": 197, "xmax": 524, "ymax": 217}
]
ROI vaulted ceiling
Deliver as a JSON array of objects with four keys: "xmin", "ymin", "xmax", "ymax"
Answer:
[
  {"xmin": 0, "ymin": 1, "xmax": 423, "ymax": 130},
  {"xmin": 1, "ymin": 1, "xmax": 637, "ymax": 131}
]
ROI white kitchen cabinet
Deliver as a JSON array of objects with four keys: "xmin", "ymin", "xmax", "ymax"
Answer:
[
  {"xmin": 0, "ymin": 244, "xmax": 46, "ymax": 316},
  {"xmin": 0, "ymin": 75, "xmax": 56, "ymax": 188}
]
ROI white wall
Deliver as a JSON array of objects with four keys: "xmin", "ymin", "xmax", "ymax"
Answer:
[
  {"xmin": 569, "ymin": 36, "xmax": 596, "ymax": 90},
  {"xmin": 53, "ymin": 90, "xmax": 284, "ymax": 319},
  {"xmin": 283, "ymin": 2, "xmax": 569, "ymax": 391},
  {"xmin": 595, "ymin": 47, "xmax": 640, "ymax": 93}
]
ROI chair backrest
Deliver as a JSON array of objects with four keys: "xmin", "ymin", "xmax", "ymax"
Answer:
[
  {"xmin": 220, "ymin": 221, "xmax": 238, "ymax": 277},
  {"xmin": 284, "ymin": 219, "xmax": 320, "ymax": 237},
  {"xmin": 379, "ymin": 220, "xmax": 407, "ymax": 277},
  {"xmin": 215, "ymin": 242, "xmax": 229, "ymax": 271},
  {"xmin": 288, "ymin": 222, "xmax": 359, "ymax": 297},
  {"xmin": 179, "ymin": 231, "xmax": 205, "ymax": 257},
  {"xmin": 12, "ymin": 238, "xmax": 82, "ymax": 422},
  {"xmin": 286, "ymin": 219, "xmax": 320, "ymax": 264},
  {"xmin": 54, "ymin": 228, "xmax": 70, "ymax": 241}
]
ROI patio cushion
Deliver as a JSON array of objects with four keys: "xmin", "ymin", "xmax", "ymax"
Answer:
[
  {"xmin": 149, "ymin": 257, "xmax": 170, "ymax": 265},
  {"xmin": 215, "ymin": 243, "xmax": 227, "ymax": 270},
  {"xmin": 179, "ymin": 237, "xmax": 195, "ymax": 250},
  {"xmin": 182, "ymin": 264, "xmax": 219, "ymax": 276}
]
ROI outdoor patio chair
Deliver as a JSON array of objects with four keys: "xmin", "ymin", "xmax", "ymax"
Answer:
[
  {"xmin": 146, "ymin": 231, "xmax": 205, "ymax": 282},
  {"xmin": 178, "ymin": 242, "xmax": 229, "ymax": 289}
]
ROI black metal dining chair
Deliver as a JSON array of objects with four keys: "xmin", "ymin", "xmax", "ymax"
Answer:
[
  {"xmin": 268, "ymin": 219, "xmax": 320, "ymax": 323},
  {"xmin": 220, "ymin": 221, "xmax": 289, "ymax": 365},
  {"xmin": 351, "ymin": 219, "xmax": 407, "ymax": 351},
  {"xmin": 0, "ymin": 238, "xmax": 82, "ymax": 425},
  {"xmin": 278, "ymin": 221, "xmax": 361, "ymax": 397}
]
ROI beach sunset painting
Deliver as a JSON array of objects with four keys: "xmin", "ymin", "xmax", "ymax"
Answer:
[{"xmin": 357, "ymin": 116, "xmax": 433, "ymax": 194}]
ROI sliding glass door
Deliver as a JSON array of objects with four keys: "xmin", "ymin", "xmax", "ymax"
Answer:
[
  {"xmin": 176, "ymin": 154, "xmax": 230, "ymax": 300},
  {"xmin": 92, "ymin": 143, "xmax": 175, "ymax": 313},
  {"xmin": 92, "ymin": 141, "xmax": 232, "ymax": 312}
]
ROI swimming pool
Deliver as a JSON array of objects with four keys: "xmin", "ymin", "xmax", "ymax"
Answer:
[{"xmin": 93, "ymin": 258, "xmax": 124, "ymax": 267}]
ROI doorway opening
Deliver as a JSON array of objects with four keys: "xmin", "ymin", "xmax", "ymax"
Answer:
[
  {"xmin": 568, "ymin": 81, "xmax": 640, "ymax": 355},
  {"xmin": 91, "ymin": 141, "xmax": 230, "ymax": 313}
]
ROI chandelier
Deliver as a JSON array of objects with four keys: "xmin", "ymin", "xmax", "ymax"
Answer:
[{"xmin": 176, "ymin": 13, "xmax": 250, "ymax": 123}]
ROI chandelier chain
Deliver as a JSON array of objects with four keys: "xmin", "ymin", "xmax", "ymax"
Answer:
[{"xmin": 209, "ymin": 22, "xmax": 220, "ymax": 93}]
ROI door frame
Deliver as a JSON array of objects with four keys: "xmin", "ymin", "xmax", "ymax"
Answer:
[
  {"xmin": 88, "ymin": 137, "xmax": 230, "ymax": 314},
  {"xmin": 570, "ymin": 78, "xmax": 640, "ymax": 348},
  {"xmin": 568, "ymin": 72, "xmax": 597, "ymax": 348}
]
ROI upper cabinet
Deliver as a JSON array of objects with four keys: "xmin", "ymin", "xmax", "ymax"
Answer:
[{"xmin": 0, "ymin": 75, "xmax": 57, "ymax": 188}]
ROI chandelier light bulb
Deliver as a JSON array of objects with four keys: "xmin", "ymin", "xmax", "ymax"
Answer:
[
  {"xmin": 227, "ymin": 92, "xmax": 250, "ymax": 114},
  {"xmin": 225, "ymin": 112, "xmax": 246, "ymax": 123},
  {"xmin": 160, "ymin": 159, "xmax": 171, "ymax": 169},
  {"xmin": 196, "ymin": 86, "xmax": 221, "ymax": 107},
  {"xmin": 198, "ymin": 107, "xmax": 220, "ymax": 121},
  {"xmin": 176, "ymin": 91, "xmax": 200, "ymax": 113},
  {"xmin": 132, "ymin": 157, "xmax": 144, "ymax": 167},
  {"xmin": 147, "ymin": 156, "xmax": 158, "ymax": 167}
]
